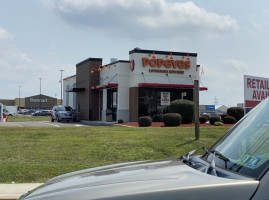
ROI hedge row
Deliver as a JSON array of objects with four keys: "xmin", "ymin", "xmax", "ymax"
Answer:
[
  {"xmin": 138, "ymin": 113, "xmax": 182, "ymax": 127},
  {"xmin": 138, "ymin": 99, "xmax": 244, "ymax": 127}
]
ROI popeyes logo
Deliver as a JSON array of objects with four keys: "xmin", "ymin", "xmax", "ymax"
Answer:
[{"xmin": 142, "ymin": 57, "xmax": 191, "ymax": 69}]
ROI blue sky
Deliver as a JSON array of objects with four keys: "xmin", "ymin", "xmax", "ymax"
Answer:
[{"xmin": 0, "ymin": 0, "xmax": 269, "ymax": 107}]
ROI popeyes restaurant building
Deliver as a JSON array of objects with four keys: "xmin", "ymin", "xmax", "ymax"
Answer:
[{"xmin": 70, "ymin": 48, "xmax": 207, "ymax": 122}]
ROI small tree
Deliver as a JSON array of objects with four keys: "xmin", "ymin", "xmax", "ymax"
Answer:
[
  {"xmin": 209, "ymin": 116, "xmax": 221, "ymax": 125},
  {"xmin": 223, "ymin": 116, "xmax": 236, "ymax": 124},
  {"xmin": 169, "ymin": 99, "xmax": 194, "ymax": 123},
  {"xmin": 163, "ymin": 113, "xmax": 182, "ymax": 126},
  {"xmin": 138, "ymin": 116, "xmax": 152, "ymax": 127},
  {"xmin": 199, "ymin": 116, "xmax": 207, "ymax": 124},
  {"xmin": 227, "ymin": 107, "xmax": 244, "ymax": 122}
]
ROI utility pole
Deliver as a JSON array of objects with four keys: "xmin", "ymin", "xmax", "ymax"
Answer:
[
  {"xmin": 194, "ymin": 79, "xmax": 200, "ymax": 140},
  {"xmin": 39, "ymin": 78, "xmax": 42, "ymax": 110},
  {"xmin": 60, "ymin": 70, "xmax": 64, "ymax": 105},
  {"xmin": 194, "ymin": 65, "xmax": 200, "ymax": 140}
]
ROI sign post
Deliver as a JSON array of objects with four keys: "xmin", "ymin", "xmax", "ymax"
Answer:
[{"xmin": 194, "ymin": 80, "xmax": 199, "ymax": 140}]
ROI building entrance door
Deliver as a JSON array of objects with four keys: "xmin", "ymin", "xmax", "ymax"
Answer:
[{"xmin": 107, "ymin": 88, "xmax": 117, "ymax": 121}]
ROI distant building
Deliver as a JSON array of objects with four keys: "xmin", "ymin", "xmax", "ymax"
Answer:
[
  {"xmin": 0, "ymin": 98, "xmax": 26, "ymax": 109},
  {"xmin": 15, "ymin": 98, "xmax": 25, "ymax": 108},
  {"xmin": 199, "ymin": 105, "xmax": 216, "ymax": 115},
  {"xmin": 216, "ymin": 105, "xmax": 228, "ymax": 114},
  {"xmin": 0, "ymin": 99, "xmax": 15, "ymax": 106},
  {"xmin": 25, "ymin": 94, "xmax": 57, "ymax": 110}
]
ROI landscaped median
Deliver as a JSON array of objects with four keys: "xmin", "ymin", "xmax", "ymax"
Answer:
[{"xmin": 0, "ymin": 126, "xmax": 231, "ymax": 183}]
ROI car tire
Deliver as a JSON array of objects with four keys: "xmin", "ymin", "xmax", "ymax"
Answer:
[{"xmin": 57, "ymin": 116, "xmax": 60, "ymax": 122}]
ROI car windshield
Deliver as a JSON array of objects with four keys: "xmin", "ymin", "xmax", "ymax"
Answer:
[
  {"xmin": 58, "ymin": 106, "xmax": 72, "ymax": 111},
  {"xmin": 203, "ymin": 98, "xmax": 269, "ymax": 180}
]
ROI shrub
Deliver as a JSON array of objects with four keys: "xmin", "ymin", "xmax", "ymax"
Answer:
[
  {"xmin": 169, "ymin": 99, "xmax": 194, "ymax": 123},
  {"xmin": 117, "ymin": 119, "xmax": 124, "ymax": 123},
  {"xmin": 209, "ymin": 116, "xmax": 221, "ymax": 125},
  {"xmin": 201, "ymin": 114, "xmax": 209, "ymax": 121},
  {"xmin": 214, "ymin": 122, "xmax": 223, "ymax": 126},
  {"xmin": 227, "ymin": 107, "xmax": 244, "ymax": 122},
  {"xmin": 199, "ymin": 116, "xmax": 207, "ymax": 124},
  {"xmin": 220, "ymin": 114, "xmax": 228, "ymax": 121},
  {"xmin": 163, "ymin": 113, "xmax": 182, "ymax": 126},
  {"xmin": 138, "ymin": 116, "xmax": 152, "ymax": 127},
  {"xmin": 222, "ymin": 116, "xmax": 236, "ymax": 124}
]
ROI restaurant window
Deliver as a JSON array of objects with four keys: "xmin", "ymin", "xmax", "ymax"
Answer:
[{"xmin": 138, "ymin": 88, "xmax": 193, "ymax": 121}]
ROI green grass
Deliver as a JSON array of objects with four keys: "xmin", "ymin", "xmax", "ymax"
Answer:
[
  {"xmin": 0, "ymin": 126, "xmax": 229, "ymax": 183},
  {"xmin": 7, "ymin": 116, "xmax": 50, "ymax": 122}
]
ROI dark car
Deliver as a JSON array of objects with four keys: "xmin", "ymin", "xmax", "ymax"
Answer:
[
  {"xmin": 51, "ymin": 105, "xmax": 76, "ymax": 122},
  {"xmin": 23, "ymin": 110, "xmax": 36, "ymax": 115},
  {"xmin": 20, "ymin": 98, "xmax": 269, "ymax": 199},
  {"xmin": 31, "ymin": 110, "xmax": 51, "ymax": 116}
]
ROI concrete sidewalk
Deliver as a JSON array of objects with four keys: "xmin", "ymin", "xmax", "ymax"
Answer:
[{"xmin": 0, "ymin": 183, "xmax": 42, "ymax": 200}]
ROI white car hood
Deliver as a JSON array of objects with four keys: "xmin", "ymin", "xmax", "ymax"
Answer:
[{"xmin": 21, "ymin": 159, "xmax": 259, "ymax": 200}]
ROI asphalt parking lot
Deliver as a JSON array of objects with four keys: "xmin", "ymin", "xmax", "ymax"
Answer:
[{"xmin": 0, "ymin": 121, "xmax": 87, "ymax": 127}]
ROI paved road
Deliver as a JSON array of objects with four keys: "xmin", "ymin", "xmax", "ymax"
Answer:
[{"xmin": 0, "ymin": 121, "xmax": 88, "ymax": 127}]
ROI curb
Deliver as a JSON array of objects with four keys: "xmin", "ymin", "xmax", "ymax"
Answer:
[{"xmin": 0, "ymin": 184, "xmax": 42, "ymax": 200}]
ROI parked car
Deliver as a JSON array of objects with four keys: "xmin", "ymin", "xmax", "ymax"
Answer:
[
  {"xmin": 32, "ymin": 110, "xmax": 51, "ymax": 116},
  {"xmin": 51, "ymin": 105, "xmax": 76, "ymax": 122},
  {"xmin": 23, "ymin": 110, "xmax": 35, "ymax": 115},
  {"xmin": 20, "ymin": 98, "xmax": 269, "ymax": 200},
  {"xmin": 18, "ymin": 109, "xmax": 28, "ymax": 114}
]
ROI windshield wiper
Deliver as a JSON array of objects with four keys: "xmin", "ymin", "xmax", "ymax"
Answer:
[
  {"xmin": 179, "ymin": 147, "xmax": 217, "ymax": 176},
  {"xmin": 179, "ymin": 147, "xmax": 231, "ymax": 177},
  {"xmin": 179, "ymin": 147, "xmax": 208, "ymax": 163},
  {"xmin": 210, "ymin": 149, "xmax": 230, "ymax": 169}
]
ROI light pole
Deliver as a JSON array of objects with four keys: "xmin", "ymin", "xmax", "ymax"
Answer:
[
  {"xmin": 18, "ymin": 86, "xmax": 21, "ymax": 109},
  {"xmin": 39, "ymin": 78, "xmax": 42, "ymax": 110},
  {"xmin": 60, "ymin": 70, "xmax": 64, "ymax": 105}
]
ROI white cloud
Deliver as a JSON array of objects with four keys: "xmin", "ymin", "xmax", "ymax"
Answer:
[
  {"xmin": 249, "ymin": 9, "xmax": 269, "ymax": 34},
  {"xmin": 43, "ymin": 0, "xmax": 239, "ymax": 40},
  {"xmin": 224, "ymin": 58, "xmax": 248, "ymax": 71},
  {"xmin": 0, "ymin": 42, "xmax": 56, "ymax": 98},
  {"xmin": 199, "ymin": 59, "xmax": 246, "ymax": 106},
  {"xmin": 0, "ymin": 27, "xmax": 13, "ymax": 40}
]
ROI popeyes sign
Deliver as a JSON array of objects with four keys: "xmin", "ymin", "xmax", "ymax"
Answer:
[
  {"xmin": 142, "ymin": 58, "xmax": 191, "ymax": 69},
  {"xmin": 140, "ymin": 54, "xmax": 194, "ymax": 75}
]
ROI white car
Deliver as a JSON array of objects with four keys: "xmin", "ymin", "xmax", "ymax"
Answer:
[{"xmin": 20, "ymin": 98, "xmax": 269, "ymax": 199}]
